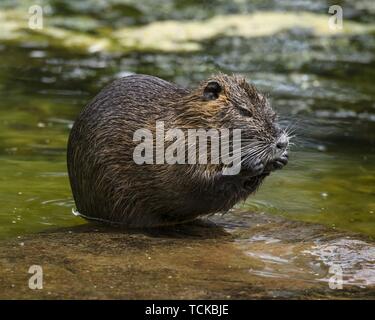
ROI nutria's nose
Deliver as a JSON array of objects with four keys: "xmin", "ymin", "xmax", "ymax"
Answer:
[{"xmin": 276, "ymin": 135, "xmax": 288, "ymax": 150}]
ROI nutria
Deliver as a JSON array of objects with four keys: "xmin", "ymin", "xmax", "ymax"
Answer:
[{"xmin": 67, "ymin": 74, "xmax": 289, "ymax": 227}]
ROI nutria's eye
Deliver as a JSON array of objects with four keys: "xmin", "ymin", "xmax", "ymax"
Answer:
[
  {"xmin": 238, "ymin": 105, "xmax": 252, "ymax": 117},
  {"xmin": 203, "ymin": 81, "xmax": 222, "ymax": 100}
]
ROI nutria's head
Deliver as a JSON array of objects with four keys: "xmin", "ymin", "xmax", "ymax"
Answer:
[{"xmin": 176, "ymin": 73, "xmax": 289, "ymax": 174}]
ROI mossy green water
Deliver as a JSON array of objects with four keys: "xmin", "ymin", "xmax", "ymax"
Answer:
[{"xmin": 0, "ymin": 0, "xmax": 374, "ymax": 241}]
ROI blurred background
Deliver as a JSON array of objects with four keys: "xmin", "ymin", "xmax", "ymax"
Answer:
[{"xmin": 0, "ymin": 0, "xmax": 374, "ymax": 239}]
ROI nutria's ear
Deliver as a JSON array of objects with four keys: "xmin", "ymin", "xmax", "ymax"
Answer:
[{"xmin": 203, "ymin": 81, "xmax": 222, "ymax": 100}]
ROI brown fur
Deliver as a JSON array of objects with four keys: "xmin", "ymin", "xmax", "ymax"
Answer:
[{"xmin": 67, "ymin": 74, "xmax": 288, "ymax": 227}]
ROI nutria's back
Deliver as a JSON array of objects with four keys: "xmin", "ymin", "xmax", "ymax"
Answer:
[{"xmin": 67, "ymin": 74, "xmax": 289, "ymax": 227}]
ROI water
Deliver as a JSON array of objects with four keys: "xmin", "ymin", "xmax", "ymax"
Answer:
[{"xmin": 0, "ymin": 0, "xmax": 374, "ymax": 298}]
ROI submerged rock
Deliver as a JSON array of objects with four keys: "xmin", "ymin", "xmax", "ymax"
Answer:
[{"xmin": 0, "ymin": 211, "xmax": 374, "ymax": 299}]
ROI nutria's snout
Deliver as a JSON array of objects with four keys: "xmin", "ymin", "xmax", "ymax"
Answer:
[
  {"xmin": 266, "ymin": 131, "xmax": 290, "ymax": 172},
  {"xmin": 275, "ymin": 133, "xmax": 289, "ymax": 152},
  {"xmin": 273, "ymin": 132, "xmax": 289, "ymax": 167}
]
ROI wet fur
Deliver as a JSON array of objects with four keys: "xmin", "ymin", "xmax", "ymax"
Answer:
[{"xmin": 67, "ymin": 74, "xmax": 285, "ymax": 227}]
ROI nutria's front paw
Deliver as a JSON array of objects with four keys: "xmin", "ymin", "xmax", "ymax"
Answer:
[
  {"xmin": 251, "ymin": 158, "xmax": 265, "ymax": 176},
  {"xmin": 266, "ymin": 152, "xmax": 289, "ymax": 172},
  {"xmin": 241, "ymin": 158, "xmax": 265, "ymax": 177}
]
